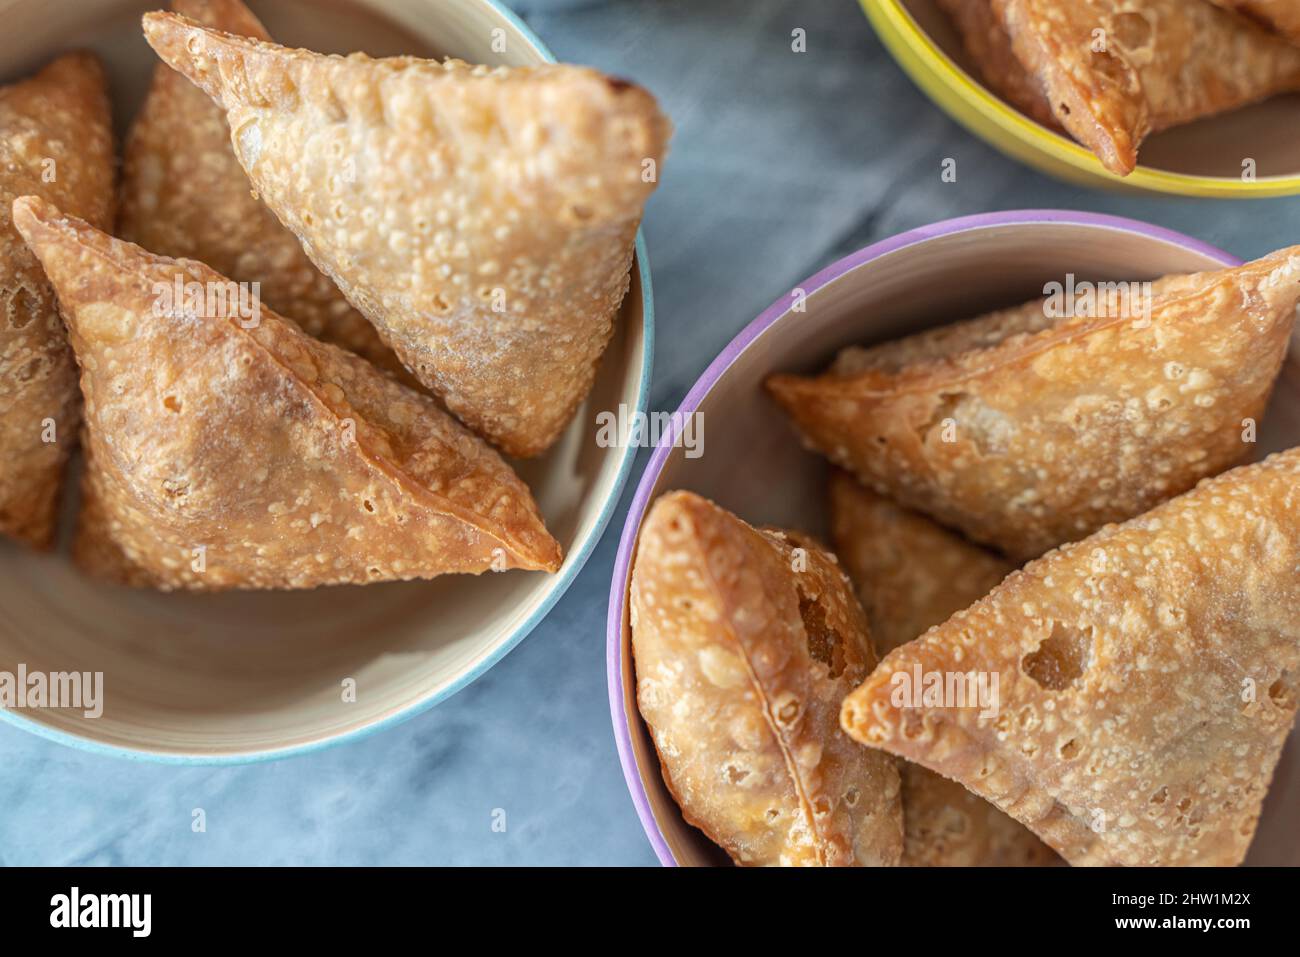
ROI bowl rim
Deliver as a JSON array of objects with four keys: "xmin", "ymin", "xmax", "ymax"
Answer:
[
  {"xmin": 863, "ymin": 0, "xmax": 1300, "ymax": 198},
  {"xmin": 0, "ymin": 0, "xmax": 657, "ymax": 766},
  {"xmin": 605, "ymin": 208, "xmax": 1240, "ymax": 866}
]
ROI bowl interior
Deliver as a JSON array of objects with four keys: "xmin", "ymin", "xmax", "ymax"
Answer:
[
  {"xmin": 614, "ymin": 216, "xmax": 1300, "ymax": 865},
  {"xmin": 0, "ymin": 0, "xmax": 649, "ymax": 757},
  {"xmin": 899, "ymin": 0, "xmax": 1300, "ymax": 182}
]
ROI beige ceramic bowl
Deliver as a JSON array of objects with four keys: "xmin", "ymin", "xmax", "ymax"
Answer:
[
  {"xmin": 609, "ymin": 211, "xmax": 1300, "ymax": 866},
  {"xmin": 0, "ymin": 0, "xmax": 653, "ymax": 761}
]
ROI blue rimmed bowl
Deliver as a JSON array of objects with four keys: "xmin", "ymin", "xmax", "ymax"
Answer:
[{"xmin": 0, "ymin": 0, "xmax": 653, "ymax": 762}]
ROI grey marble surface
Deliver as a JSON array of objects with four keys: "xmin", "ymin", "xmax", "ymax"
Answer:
[{"xmin": 3, "ymin": 0, "xmax": 1298, "ymax": 866}]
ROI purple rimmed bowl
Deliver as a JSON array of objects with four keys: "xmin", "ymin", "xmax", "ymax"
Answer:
[{"xmin": 607, "ymin": 209, "xmax": 1300, "ymax": 866}]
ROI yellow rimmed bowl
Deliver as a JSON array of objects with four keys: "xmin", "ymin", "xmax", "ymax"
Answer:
[{"xmin": 861, "ymin": 0, "xmax": 1300, "ymax": 197}]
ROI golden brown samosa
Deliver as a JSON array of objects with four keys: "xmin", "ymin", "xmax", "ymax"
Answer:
[
  {"xmin": 769, "ymin": 249, "xmax": 1300, "ymax": 561},
  {"xmin": 830, "ymin": 473, "xmax": 1058, "ymax": 866},
  {"xmin": 0, "ymin": 53, "xmax": 115, "ymax": 548},
  {"xmin": 1207, "ymin": 0, "xmax": 1300, "ymax": 46},
  {"xmin": 830, "ymin": 471, "xmax": 1014, "ymax": 658},
  {"xmin": 13, "ymin": 195, "xmax": 561, "ymax": 589},
  {"xmin": 120, "ymin": 0, "xmax": 403, "ymax": 377},
  {"xmin": 631, "ymin": 491, "xmax": 904, "ymax": 866},
  {"xmin": 991, "ymin": 0, "xmax": 1300, "ymax": 175},
  {"xmin": 840, "ymin": 447, "xmax": 1300, "ymax": 866},
  {"xmin": 142, "ymin": 11, "xmax": 671, "ymax": 457},
  {"xmin": 937, "ymin": 0, "xmax": 1058, "ymax": 129}
]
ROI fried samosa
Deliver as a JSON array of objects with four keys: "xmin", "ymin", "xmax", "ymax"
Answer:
[
  {"xmin": 840, "ymin": 447, "xmax": 1300, "ymax": 866},
  {"xmin": 937, "ymin": 0, "xmax": 1058, "ymax": 129},
  {"xmin": 142, "ymin": 11, "xmax": 671, "ymax": 457},
  {"xmin": 13, "ymin": 195, "xmax": 561, "ymax": 589},
  {"xmin": 1207, "ymin": 1, "xmax": 1300, "ymax": 46},
  {"xmin": 991, "ymin": 0, "xmax": 1300, "ymax": 175},
  {"xmin": 120, "ymin": 0, "xmax": 404, "ymax": 378},
  {"xmin": 768, "ymin": 248, "xmax": 1300, "ymax": 561},
  {"xmin": 631, "ymin": 491, "xmax": 904, "ymax": 866},
  {"xmin": 0, "ymin": 53, "xmax": 115, "ymax": 548},
  {"xmin": 830, "ymin": 471, "xmax": 1015, "ymax": 659},
  {"xmin": 830, "ymin": 472, "xmax": 1057, "ymax": 867}
]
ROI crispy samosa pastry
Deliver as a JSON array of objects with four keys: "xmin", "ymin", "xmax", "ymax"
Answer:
[
  {"xmin": 142, "ymin": 11, "xmax": 671, "ymax": 458},
  {"xmin": 841, "ymin": 447, "xmax": 1300, "ymax": 866},
  {"xmin": 830, "ymin": 471, "xmax": 1015, "ymax": 659},
  {"xmin": 1207, "ymin": 1, "xmax": 1300, "ymax": 46},
  {"xmin": 991, "ymin": 0, "xmax": 1300, "ymax": 175},
  {"xmin": 830, "ymin": 472, "xmax": 1057, "ymax": 867},
  {"xmin": 631, "ymin": 491, "xmax": 904, "ymax": 866},
  {"xmin": 13, "ymin": 196, "xmax": 561, "ymax": 589},
  {"xmin": 120, "ymin": 0, "xmax": 404, "ymax": 378},
  {"xmin": 769, "ymin": 248, "xmax": 1300, "ymax": 561},
  {"xmin": 937, "ymin": 0, "xmax": 1058, "ymax": 129},
  {"xmin": 0, "ymin": 53, "xmax": 115, "ymax": 548}
]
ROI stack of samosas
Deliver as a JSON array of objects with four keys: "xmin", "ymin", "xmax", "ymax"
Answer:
[
  {"xmin": 631, "ymin": 247, "xmax": 1300, "ymax": 866},
  {"xmin": 938, "ymin": 0, "xmax": 1300, "ymax": 175},
  {"xmin": 0, "ymin": 53, "xmax": 115, "ymax": 548},
  {"xmin": 1, "ymin": 0, "xmax": 670, "ymax": 592}
]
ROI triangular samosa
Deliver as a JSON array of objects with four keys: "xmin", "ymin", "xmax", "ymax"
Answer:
[
  {"xmin": 142, "ymin": 11, "xmax": 671, "ymax": 457},
  {"xmin": 768, "ymin": 248, "xmax": 1300, "ymax": 561},
  {"xmin": 840, "ymin": 448, "xmax": 1300, "ymax": 866},
  {"xmin": 992, "ymin": 0, "xmax": 1300, "ymax": 174},
  {"xmin": 120, "ymin": 0, "xmax": 405, "ymax": 378},
  {"xmin": 0, "ymin": 53, "xmax": 115, "ymax": 548},
  {"xmin": 12, "ymin": 195, "xmax": 561, "ymax": 589},
  {"xmin": 631, "ymin": 491, "xmax": 904, "ymax": 866},
  {"xmin": 830, "ymin": 473, "xmax": 1058, "ymax": 866}
]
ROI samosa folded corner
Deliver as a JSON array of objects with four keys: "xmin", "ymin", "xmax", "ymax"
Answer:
[{"xmin": 888, "ymin": 664, "xmax": 1000, "ymax": 721}]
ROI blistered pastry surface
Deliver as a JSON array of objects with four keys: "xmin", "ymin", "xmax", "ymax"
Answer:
[
  {"xmin": 631, "ymin": 491, "xmax": 904, "ymax": 866},
  {"xmin": 1208, "ymin": 0, "xmax": 1300, "ymax": 45},
  {"xmin": 830, "ymin": 471, "xmax": 1014, "ymax": 657},
  {"xmin": 121, "ymin": 0, "xmax": 406, "ymax": 379},
  {"xmin": 841, "ymin": 448, "xmax": 1300, "ymax": 866},
  {"xmin": 0, "ymin": 53, "xmax": 115, "ymax": 547},
  {"xmin": 769, "ymin": 248, "xmax": 1300, "ymax": 561},
  {"xmin": 13, "ymin": 196, "xmax": 561, "ymax": 590},
  {"xmin": 830, "ymin": 473, "xmax": 1057, "ymax": 866},
  {"xmin": 144, "ymin": 11, "xmax": 671, "ymax": 456},
  {"xmin": 992, "ymin": 0, "xmax": 1300, "ymax": 174},
  {"xmin": 937, "ymin": 0, "xmax": 1060, "ymax": 128}
]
